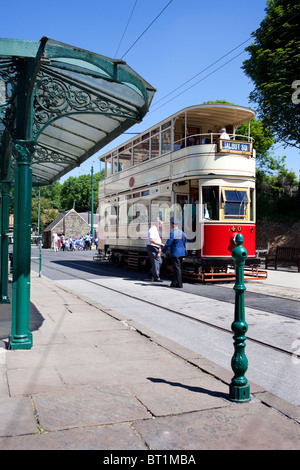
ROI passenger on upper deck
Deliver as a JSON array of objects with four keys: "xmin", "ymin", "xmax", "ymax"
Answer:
[{"xmin": 218, "ymin": 127, "xmax": 230, "ymax": 140}]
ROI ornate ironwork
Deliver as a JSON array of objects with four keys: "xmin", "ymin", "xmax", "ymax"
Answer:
[
  {"xmin": 0, "ymin": 64, "xmax": 17, "ymax": 137},
  {"xmin": 33, "ymin": 69, "xmax": 137, "ymax": 138},
  {"xmin": 14, "ymin": 140, "xmax": 36, "ymax": 164},
  {"xmin": 32, "ymin": 144, "xmax": 76, "ymax": 165}
]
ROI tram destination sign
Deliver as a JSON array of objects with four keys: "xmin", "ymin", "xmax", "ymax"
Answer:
[{"xmin": 218, "ymin": 140, "xmax": 252, "ymax": 155}]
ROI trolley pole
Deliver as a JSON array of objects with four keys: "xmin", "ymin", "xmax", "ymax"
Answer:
[{"xmin": 229, "ymin": 233, "xmax": 250, "ymax": 402}]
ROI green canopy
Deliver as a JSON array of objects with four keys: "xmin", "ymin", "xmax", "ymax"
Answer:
[
  {"xmin": 0, "ymin": 36, "xmax": 155, "ymax": 185},
  {"xmin": 0, "ymin": 36, "xmax": 155, "ymax": 349}
]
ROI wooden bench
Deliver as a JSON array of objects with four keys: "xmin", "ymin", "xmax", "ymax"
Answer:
[{"xmin": 265, "ymin": 246, "xmax": 300, "ymax": 272}]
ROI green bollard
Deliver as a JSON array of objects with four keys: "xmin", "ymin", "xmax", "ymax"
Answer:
[{"xmin": 229, "ymin": 233, "xmax": 250, "ymax": 403}]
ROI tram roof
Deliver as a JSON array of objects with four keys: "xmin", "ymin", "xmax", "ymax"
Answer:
[
  {"xmin": 99, "ymin": 103, "xmax": 255, "ymax": 161},
  {"xmin": 172, "ymin": 104, "xmax": 256, "ymax": 127},
  {"xmin": 0, "ymin": 37, "xmax": 155, "ymax": 186}
]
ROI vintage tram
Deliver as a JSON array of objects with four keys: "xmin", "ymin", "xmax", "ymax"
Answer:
[{"xmin": 96, "ymin": 104, "xmax": 266, "ymax": 281}]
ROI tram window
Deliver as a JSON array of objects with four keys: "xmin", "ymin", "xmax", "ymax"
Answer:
[
  {"xmin": 127, "ymin": 202, "xmax": 149, "ymax": 224},
  {"xmin": 202, "ymin": 187, "xmax": 219, "ymax": 220},
  {"xmin": 133, "ymin": 139, "xmax": 150, "ymax": 165},
  {"xmin": 151, "ymin": 133, "xmax": 160, "ymax": 158},
  {"xmin": 221, "ymin": 188, "xmax": 249, "ymax": 220},
  {"xmin": 106, "ymin": 157, "xmax": 112, "ymax": 177},
  {"xmin": 174, "ymin": 134, "xmax": 182, "ymax": 151},
  {"xmin": 250, "ymin": 188, "xmax": 254, "ymax": 221},
  {"xmin": 118, "ymin": 148, "xmax": 132, "ymax": 171},
  {"xmin": 150, "ymin": 196, "xmax": 171, "ymax": 224},
  {"xmin": 161, "ymin": 128, "xmax": 171, "ymax": 154},
  {"xmin": 109, "ymin": 205, "xmax": 118, "ymax": 225}
]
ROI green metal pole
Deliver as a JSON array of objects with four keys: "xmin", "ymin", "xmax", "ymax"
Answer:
[
  {"xmin": 0, "ymin": 182, "xmax": 11, "ymax": 303},
  {"xmin": 9, "ymin": 140, "xmax": 35, "ymax": 349},
  {"xmin": 91, "ymin": 165, "xmax": 94, "ymax": 245},
  {"xmin": 229, "ymin": 233, "xmax": 250, "ymax": 402},
  {"xmin": 38, "ymin": 189, "xmax": 42, "ymax": 277},
  {"xmin": 39, "ymin": 235, "xmax": 42, "ymax": 278}
]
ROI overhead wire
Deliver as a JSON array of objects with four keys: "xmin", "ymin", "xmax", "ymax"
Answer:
[
  {"xmin": 121, "ymin": 0, "xmax": 174, "ymax": 59},
  {"xmin": 149, "ymin": 49, "xmax": 248, "ymax": 114},
  {"xmin": 114, "ymin": 0, "xmax": 138, "ymax": 58},
  {"xmin": 149, "ymin": 8, "xmax": 300, "ymax": 114},
  {"xmin": 150, "ymin": 36, "xmax": 253, "ymax": 110}
]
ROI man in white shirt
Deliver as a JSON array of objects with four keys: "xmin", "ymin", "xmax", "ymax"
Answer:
[
  {"xmin": 146, "ymin": 219, "xmax": 163, "ymax": 282},
  {"xmin": 218, "ymin": 127, "xmax": 230, "ymax": 139}
]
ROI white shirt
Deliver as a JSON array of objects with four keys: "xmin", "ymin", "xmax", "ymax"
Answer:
[
  {"xmin": 147, "ymin": 225, "xmax": 162, "ymax": 246},
  {"xmin": 219, "ymin": 131, "xmax": 230, "ymax": 140}
]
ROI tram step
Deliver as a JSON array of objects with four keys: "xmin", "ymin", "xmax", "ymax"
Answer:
[{"xmin": 128, "ymin": 252, "xmax": 139, "ymax": 269}]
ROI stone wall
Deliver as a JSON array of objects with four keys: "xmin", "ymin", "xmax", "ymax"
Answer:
[
  {"xmin": 54, "ymin": 211, "xmax": 90, "ymax": 239},
  {"xmin": 43, "ymin": 210, "xmax": 91, "ymax": 248}
]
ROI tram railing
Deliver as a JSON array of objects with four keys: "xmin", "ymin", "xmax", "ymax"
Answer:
[{"xmin": 174, "ymin": 133, "xmax": 255, "ymax": 149}]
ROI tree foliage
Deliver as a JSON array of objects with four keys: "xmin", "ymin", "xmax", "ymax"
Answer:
[
  {"xmin": 60, "ymin": 171, "xmax": 102, "ymax": 212},
  {"xmin": 242, "ymin": 0, "xmax": 300, "ymax": 148}
]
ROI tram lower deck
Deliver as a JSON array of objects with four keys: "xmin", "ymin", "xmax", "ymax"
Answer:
[{"xmin": 96, "ymin": 104, "xmax": 267, "ymax": 282}]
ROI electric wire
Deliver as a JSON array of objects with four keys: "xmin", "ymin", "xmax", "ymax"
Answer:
[
  {"xmin": 150, "ymin": 37, "xmax": 252, "ymax": 110},
  {"xmin": 114, "ymin": 0, "xmax": 138, "ymax": 58},
  {"xmin": 149, "ymin": 49, "xmax": 247, "ymax": 114},
  {"xmin": 121, "ymin": 0, "xmax": 174, "ymax": 59},
  {"xmin": 148, "ymin": 8, "xmax": 300, "ymax": 114}
]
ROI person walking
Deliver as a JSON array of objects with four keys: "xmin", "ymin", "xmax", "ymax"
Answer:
[
  {"xmin": 53, "ymin": 233, "xmax": 58, "ymax": 252},
  {"xmin": 162, "ymin": 217, "xmax": 187, "ymax": 288},
  {"xmin": 146, "ymin": 219, "xmax": 163, "ymax": 282}
]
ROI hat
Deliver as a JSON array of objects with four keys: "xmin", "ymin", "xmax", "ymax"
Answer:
[{"xmin": 170, "ymin": 217, "xmax": 179, "ymax": 225}]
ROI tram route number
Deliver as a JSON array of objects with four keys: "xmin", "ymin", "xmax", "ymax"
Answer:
[{"xmin": 219, "ymin": 141, "xmax": 251, "ymax": 154}]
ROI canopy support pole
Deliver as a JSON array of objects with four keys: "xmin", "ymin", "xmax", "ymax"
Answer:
[
  {"xmin": 9, "ymin": 141, "xmax": 34, "ymax": 349},
  {"xmin": 0, "ymin": 181, "xmax": 11, "ymax": 303}
]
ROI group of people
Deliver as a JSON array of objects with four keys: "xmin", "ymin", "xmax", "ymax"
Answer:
[
  {"xmin": 146, "ymin": 218, "xmax": 187, "ymax": 288},
  {"xmin": 52, "ymin": 233, "xmax": 98, "ymax": 252}
]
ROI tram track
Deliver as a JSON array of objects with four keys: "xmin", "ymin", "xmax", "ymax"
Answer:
[{"xmin": 31, "ymin": 255, "xmax": 297, "ymax": 358}]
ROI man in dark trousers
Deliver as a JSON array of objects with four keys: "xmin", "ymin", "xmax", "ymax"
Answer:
[{"xmin": 162, "ymin": 217, "xmax": 187, "ymax": 288}]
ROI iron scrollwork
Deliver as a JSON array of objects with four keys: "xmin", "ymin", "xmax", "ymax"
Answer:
[
  {"xmin": 14, "ymin": 140, "xmax": 36, "ymax": 165},
  {"xmin": 33, "ymin": 70, "xmax": 137, "ymax": 138}
]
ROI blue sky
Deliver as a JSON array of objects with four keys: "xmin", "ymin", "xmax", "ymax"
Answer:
[{"xmin": 2, "ymin": 0, "xmax": 299, "ymax": 180}]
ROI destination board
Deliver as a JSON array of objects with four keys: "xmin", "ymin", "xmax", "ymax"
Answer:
[{"xmin": 218, "ymin": 140, "xmax": 252, "ymax": 155}]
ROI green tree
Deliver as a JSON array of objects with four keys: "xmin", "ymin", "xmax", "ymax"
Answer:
[
  {"xmin": 32, "ymin": 181, "xmax": 62, "ymax": 210},
  {"xmin": 60, "ymin": 171, "xmax": 102, "ymax": 212},
  {"xmin": 31, "ymin": 198, "xmax": 59, "ymax": 231},
  {"xmin": 242, "ymin": 0, "xmax": 300, "ymax": 148},
  {"xmin": 236, "ymin": 119, "xmax": 275, "ymax": 171}
]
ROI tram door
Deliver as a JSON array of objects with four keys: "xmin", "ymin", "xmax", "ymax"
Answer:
[{"xmin": 175, "ymin": 194, "xmax": 188, "ymax": 230}]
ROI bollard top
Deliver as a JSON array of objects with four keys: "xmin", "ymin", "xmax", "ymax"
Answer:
[{"xmin": 232, "ymin": 233, "xmax": 248, "ymax": 263}]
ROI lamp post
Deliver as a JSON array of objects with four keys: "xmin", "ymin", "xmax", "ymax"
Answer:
[{"xmin": 229, "ymin": 233, "xmax": 250, "ymax": 402}]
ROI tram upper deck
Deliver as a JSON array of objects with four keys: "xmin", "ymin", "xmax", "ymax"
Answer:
[{"xmin": 99, "ymin": 104, "xmax": 256, "ymax": 197}]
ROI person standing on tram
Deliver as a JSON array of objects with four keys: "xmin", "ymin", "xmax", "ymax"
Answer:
[{"xmin": 218, "ymin": 127, "xmax": 230, "ymax": 139}]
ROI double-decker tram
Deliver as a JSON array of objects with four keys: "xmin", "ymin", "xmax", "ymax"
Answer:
[{"xmin": 97, "ymin": 104, "xmax": 266, "ymax": 281}]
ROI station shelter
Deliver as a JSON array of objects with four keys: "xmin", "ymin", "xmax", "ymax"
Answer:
[{"xmin": 0, "ymin": 37, "xmax": 155, "ymax": 349}]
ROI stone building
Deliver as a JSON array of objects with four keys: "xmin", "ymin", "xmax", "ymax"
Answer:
[{"xmin": 42, "ymin": 209, "xmax": 91, "ymax": 248}]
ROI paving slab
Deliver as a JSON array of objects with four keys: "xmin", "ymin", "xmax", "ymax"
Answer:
[
  {"xmin": 0, "ymin": 396, "xmax": 38, "ymax": 437},
  {"xmin": 129, "ymin": 375, "xmax": 229, "ymax": 416},
  {"xmin": 7, "ymin": 366, "xmax": 66, "ymax": 397},
  {"xmin": 0, "ymin": 423, "xmax": 148, "ymax": 450},
  {"xmin": 134, "ymin": 402, "xmax": 300, "ymax": 450},
  {"xmin": 1, "ymin": 270, "xmax": 299, "ymax": 450},
  {"xmin": 32, "ymin": 385, "xmax": 150, "ymax": 432}
]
